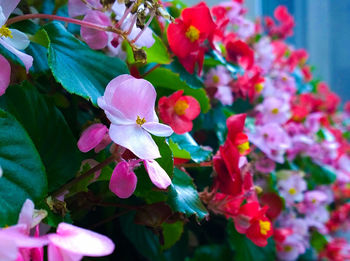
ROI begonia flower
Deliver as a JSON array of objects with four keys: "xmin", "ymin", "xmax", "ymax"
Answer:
[
  {"xmin": 158, "ymin": 90, "xmax": 200, "ymax": 134},
  {"xmin": 225, "ymin": 39, "xmax": 254, "ymax": 70},
  {"xmin": 256, "ymin": 96, "xmax": 291, "ymax": 125},
  {"xmin": 109, "ymin": 159, "xmax": 171, "ymax": 199},
  {"xmin": 77, "ymin": 123, "xmax": 111, "ymax": 153},
  {"xmin": 68, "ymin": 0, "xmax": 102, "ymax": 18},
  {"xmin": 47, "ymin": 223, "xmax": 115, "ymax": 261},
  {"xmin": 98, "ymin": 74, "xmax": 173, "ymax": 160},
  {"xmin": 167, "ymin": 2, "xmax": 216, "ymax": 74},
  {"xmin": 277, "ymin": 171, "xmax": 307, "ymax": 204},
  {"xmin": 0, "ymin": 0, "xmax": 33, "ymax": 96}
]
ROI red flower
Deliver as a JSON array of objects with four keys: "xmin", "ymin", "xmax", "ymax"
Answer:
[
  {"xmin": 225, "ymin": 39, "xmax": 254, "ymax": 70},
  {"xmin": 246, "ymin": 215, "xmax": 273, "ymax": 247},
  {"xmin": 167, "ymin": 2, "xmax": 216, "ymax": 74},
  {"xmin": 265, "ymin": 6, "xmax": 294, "ymax": 40},
  {"xmin": 213, "ymin": 114, "xmax": 251, "ymax": 196},
  {"xmin": 301, "ymin": 65, "xmax": 312, "ymax": 82},
  {"xmin": 158, "ymin": 90, "xmax": 200, "ymax": 134}
]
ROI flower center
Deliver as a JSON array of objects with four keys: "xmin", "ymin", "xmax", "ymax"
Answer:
[
  {"xmin": 271, "ymin": 108, "xmax": 279, "ymax": 114},
  {"xmin": 136, "ymin": 115, "xmax": 146, "ymax": 126},
  {"xmin": 0, "ymin": 25, "xmax": 12, "ymax": 38},
  {"xmin": 185, "ymin": 25, "xmax": 200, "ymax": 42},
  {"xmin": 254, "ymin": 83, "xmax": 264, "ymax": 92},
  {"xmin": 259, "ymin": 220, "xmax": 271, "ymax": 235},
  {"xmin": 288, "ymin": 188, "xmax": 297, "ymax": 195},
  {"xmin": 174, "ymin": 100, "xmax": 189, "ymax": 116},
  {"xmin": 212, "ymin": 75, "xmax": 220, "ymax": 84},
  {"xmin": 237, "ymin": 141, "xmax": 250, "ymax": 155},
  {"xmin": 284, "ymin": 245, "xmax": 293, "ymax": 252}
]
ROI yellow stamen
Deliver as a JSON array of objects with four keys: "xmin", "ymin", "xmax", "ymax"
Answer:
[
  {"xmin": 174, "ymin": 100, "xmax": 189, "ymax": 116},
  {"xmin": 254, "ymin": 83, "xmax": 264, "ymax": 92},
  {"xmin": 288, "ymin": 188, "xmax": 297, "ymax": 195},
  {"xmin": 284, "ymin": 245, "xmax": 293, "ymax": 252},
  {"xmin": 136, "ymin": 115, "xmax": 146, "ymax": 126},
  {"xmin": 271, "ymin": 108, "xmax": 279, "ymax": 114},
  {"xmin": 212, "ymin": 75, "xmax": 220, "ymax": 84},
  {"xmin": 185, "ymin": 25, "xmax": 200, "ymax": 42},
  {"xmin": 0, "ymin": 25, "xmax": 12, "ymax": 38},
  {"xmin": 254, "ymin": 185, "xmax": 263, "ymax": 194},
  {"xmin": 237, "ymin": 141, "xmax": 250, "ymax": 155},
  {"xmin": 312, "ymin": 198, "xmax": 317, "ymax": 204},
  {"xmin": 259, "ymin": 220, "xmax": 271, "ymax": 235}
]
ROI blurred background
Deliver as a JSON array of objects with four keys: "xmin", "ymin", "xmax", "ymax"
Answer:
[{"xmin": 187, "ymin": 0, "xmax": 350, "ymax": 103}]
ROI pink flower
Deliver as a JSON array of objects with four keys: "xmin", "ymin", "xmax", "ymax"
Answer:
[
  {"xmin": 0, "ymin": 54, "xmax": 10, "ymax": 96},
  {"xmin": 47, "ymin": 223, "xmax": 115, "ymax": 261},
  {"xmin": 98, "ymin": 75, "xmax": 173, "ymax": 160},
  {"xmin": 256, "ymin": 96, "xmax": 291, "ymax": 125},
  {"xmin": 77, "ymin": 123, "xmax": 111, "ymax": 153},
  {"xmin": 0, "ymin": 0, "xmax": 33, "ymax": 96},
  {"xmin": 249, "ymin": 123, "xmax": 291, "ymax": 163},
  {"xmin": 277, "ymin": 171, "xmax": 307, "ymax": 204},
  {"xmin": 109, "ymin": 159, "xmax": 171, "ymax": 198},
  {"xmin": 68, "ymin": 0, "xmax": 102, "ymax": 18}
]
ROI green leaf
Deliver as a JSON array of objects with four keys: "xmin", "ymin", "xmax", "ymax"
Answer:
[
  {"xmin": 189, "ymin": 244, "xmax": 233, "ymax": 261},
  {"xmin": 310, "ymin": 231, "xmax": 328, "ymax": 252},
  {"xmin": 144, "ymin": 67, "xmax": 210, "ymax": 113},
  {"xmin": 227, "ymin": 220, "xmax": 276, "ymax": 261},
  {"xmin": 167, "ymin": 168, "xmax": 208, "ymax": 220},
  {"xmin": 169, "ymin": 133, "xmax": 212, "ymax": 163},
  {"xmin": 162, "ymin": 221, "xmax": 184, "ymax": 250},
  {"xmin": 125, "ymin": 34, "xmax": 171, "ymax": 64},
  {"xmin": 0, "ymin": 109, "xmax": 47, "ymax": 226},
  {"xmin": 120, "ymin": 212, "xmax": 165, "ymax": 261},
  {"xmin": 44, "ymin": 22, "xmax": 129, "ymax": 105},
  {"xmin": 2, "ymin": 82, "xmax": 81, "ymax": 192}
]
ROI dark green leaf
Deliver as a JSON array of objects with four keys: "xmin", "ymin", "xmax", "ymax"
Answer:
[
  {"xmin": 167, "ymin": 168, "xmax": 208, "ymax": 220},
  {"xmin": 170, "ymin": 133, "xmax": 212, "ymax": 163},
  {"xmin": 144, "ymin": 67, "xmax": 210, "ymax": 113},
  {"xmin": 0, "ymin": 109, "xmax": 47, "ymax": 226},
  {"xmin": 162, "ymin": 221, "xmax": 184, "ymax": 250},
  {"xmin": 310, "ymin": 231, "xmax": 328, "ymax": 252},
  {"xmin": 2, "ymin": 82, "xmax": 81, "ymax": 192},
  {"xmin": 44, "ymin": 22, "xmax": 129, "ymax": 105},
  {"xmin": 189, "ymin": 244, "xmax": 233, "ymax": 261}
]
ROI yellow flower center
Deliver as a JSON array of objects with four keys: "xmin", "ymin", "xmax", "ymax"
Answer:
[
  {"xmin": 237, "ymin": 141, "xmax": 250, "ymax": 155},
  {"xmin": 312, "ymin": 198, "xmax": 317, "ymax": 204},
  {"xmin": 0, "ymin": 25, "xmax": 12, "ymax": 38},
  {"xmin": 271, "ymin": 108, "xmax": 279, "ymax": 114},
  {"xmin": 259, "ymin": 220, "xmax": 271, "ymax": 235},
  {"xmin": 254, "ymin": 83, "xmax": 264, "ymax": 92},
  {"xmin": 212, "ymin": 75, "xmax": 220, "ymax": 84},
  {"xmin": 185, "ymin": 25, "xmax": 200, "ymax": 42},
  {"xmin": 136, "ymin": 115, "xmax": 146, "ymax": 126},
  {"xmin": 288, "ymin": 188, "xmax": 297, "ymax": 195},
  {"xmin": 284, "ymin": 245, "xmax": 293, "ymax": 252},
  {"xmin": 174, "ymin": 100, "xmax": 189, "ymax": 116}
]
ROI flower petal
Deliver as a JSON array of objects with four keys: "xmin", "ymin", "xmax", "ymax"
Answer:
[
  {"xmin": 143, "ymin": 159, "xmax": 171, "ymax": 189},
  {"xmin": 0, "ymin": 54, "xmax": 10, "ymax": 96},
  {"xmin": 0, "ymin": 38, "xmax": 33, "ymax": 72},
  {"xmin": 109, "ymin": 124, "xmax": 161, "ymax": 159},
  {"xmin": 109, "ymin": 161, "xmax": 137, "ymax": 198},
  {"xmin": 17, "ymin": 199, "xmax": 34, "ymax": 230},
  {"xmin": 4, "ymin": 29, "xmax": 30, "ymax": 50},
  {"xmin": 80, "ymin": 10, "xmax": 110, "ymax": 50},
  {"xmin": 48, "ymin": 223, "xmax": 115, "ymax": 257},
  {"xmin": 97, "ymin": 97, "xmax": 133, "ymax": 125},
  {"xmin": 77, "ymin": 123, "xmax": 108, "ymax": 153},
  {"xmin": 0, "ymin": 0, "xmax": 20, "ymax": 21},
  {"xmin": 102, "ymin": 75, "xmax": 157, "ymax": 122},
  {"xmin": 142, "ymin": 122, "xmax": 173, "ymax": 137}
]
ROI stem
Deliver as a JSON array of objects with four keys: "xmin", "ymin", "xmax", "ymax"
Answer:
[
  {"xmin": 116, "ymin": 4, "xmax": 134, "ymax": 27},
  {"xmin": 140, "ymin": 63, "xmax": 161, "ymax": 77},
  {"xmin": 89, "ymin": 210, "xmax": 131, "ymax": 229},
  {"xmin": 176, "ymin": 161, "xmax": 213, "ymax": 168},
  {"xmin": 52, "ymin": 155, "xmax": 118, "ymax": 198},
  {"xmin": 132, "ymin": 12, "xmax": 155, "ymax": 44},
  {"xmin": 7, "ymin": 14, "xmax": 108, "ymax": 32}
]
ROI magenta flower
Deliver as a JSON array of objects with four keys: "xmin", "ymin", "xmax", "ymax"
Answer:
[
  {"xmin": 98, "ymin": 75, "xmax": 173, "ymax": 160},
  {"xmin": 109, "ymin": 159, "xmax": 171, "ymax": 198},
  {"xmin": 0, "ymin": 54, "xmax": 10, "ymax": 96},
  {"xmin": 47, "ymin": 223, "xmax": 115, "ymax": 261},
  {"xmin": 68, "ymin": 0, "xmax": 102, "ymax": 18},
  {"xmin": 77, "ymin": 123, "xmax": 111, "ymax": 153}
]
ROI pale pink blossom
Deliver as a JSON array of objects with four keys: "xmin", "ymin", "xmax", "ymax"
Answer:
[
  {"xmin": 68, "ymin": 0, "xmax": 102, "ymax": 18},
  {"xmin": 47, "ymin": 223, "xmax": 115, "ymax": 261},
  {"xmin": 98, "ymin": 75, "xmax": 173, "ymax": 160},
  {"xmin": 256, "ymin": 96, "xmax": 291, "ymax": 125}
]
